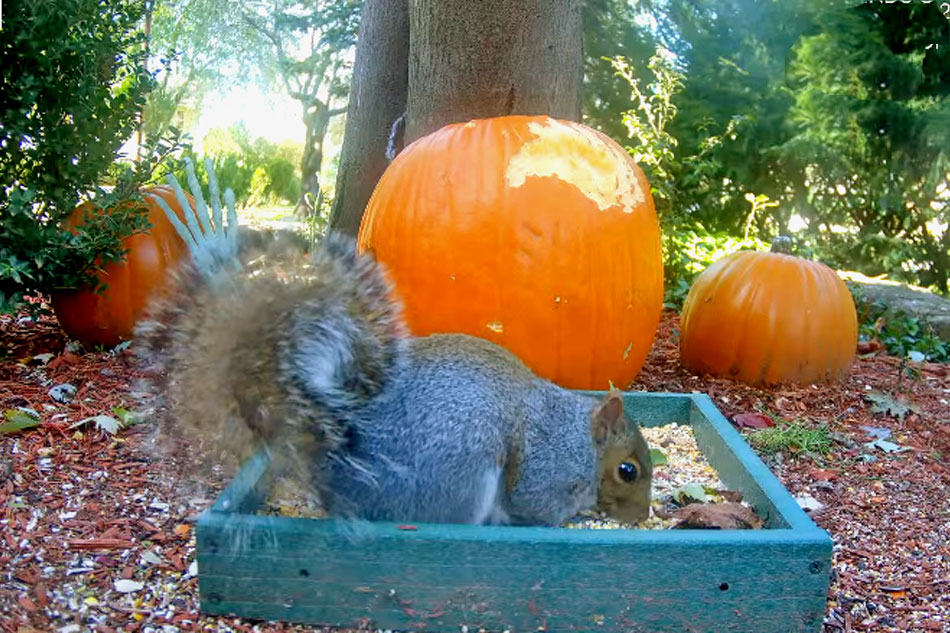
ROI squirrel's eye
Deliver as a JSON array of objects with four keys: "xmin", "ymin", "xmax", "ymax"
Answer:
[{"xmin": 617, "ymin": 461, "xmax": 639, "ymax": 483}]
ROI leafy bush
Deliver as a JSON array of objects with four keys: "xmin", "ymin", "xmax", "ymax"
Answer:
[
  {"xmin": 247, "ymin": 158, "xmax": 301, "ymax": 207},
  {"xmin": 587, "ymin": 3, "xmax": 950, "ymax": 296},
  {"xmin": 0, "ymin": 0, "xmax": 157, "ymax": 311},
  {"xmin": 612, "ymin": 50, "xmax": 771, "ymax": 308},
  {"xmin": 662, "ymin": 225, "xmax": 769, "ymax": 309}
]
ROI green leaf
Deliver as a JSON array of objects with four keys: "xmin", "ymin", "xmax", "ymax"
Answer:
[
  {"xmin": 111, "ymin": 406, "xmax": 142, "ymax": 427},
  {"xmin": 673, "ymin": 482, "xmax": 710, "ymax": 505},
  {"xmin": 0, "ymin": 409, "xmax": 42, "ymax": 434},
  {"xmin": 649, "ymin": 448, "xmax": 668, "ymax": 467}
]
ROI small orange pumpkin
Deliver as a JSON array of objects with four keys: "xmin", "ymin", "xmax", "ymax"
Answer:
[
  {"xmin": 357, "ymin": 115, "xmax": 664, "ymax": 390},
  {"xmin": 679, "ymin": 236, "xmax": 857, "ymax": 385},
  {"xmin": 51, "ymin": 186, "xmax": 195, "ymax": 347}
]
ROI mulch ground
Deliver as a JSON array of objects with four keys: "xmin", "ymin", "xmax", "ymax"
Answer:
[{"xmin": 1, "ymin": 309, "xmax": 948, "ymax": 633}]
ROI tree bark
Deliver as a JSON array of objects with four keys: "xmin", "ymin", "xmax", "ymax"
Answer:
[
  {"xmin": 297, "ymin": 98, "xmax": 334, "ymax": 214},
  {"xmin": 328, "ymin": 0, "xmax": 410, "ymax": 236},
  {"xmin": 405, "ymin": 0, "xmax": 583, "ymax": 144}
]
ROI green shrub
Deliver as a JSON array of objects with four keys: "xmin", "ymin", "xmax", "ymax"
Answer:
[
  {"xmin": 0, "ymin": 0, "xmax": 158, "ymax": 312},
  {"xmin": 663, "ymin": 226, "xmax": 769, "ymax": 309},
  {"xmin": 175, "ymin": 124, "xmax": 304, "ymax": 208},
  {"xmin": 611, "ymin": 50, "xmax": 774, "ymax": 309},
  {"xmin": 850, "ymin": 285, "xmax": 949, "ymax": 362}
]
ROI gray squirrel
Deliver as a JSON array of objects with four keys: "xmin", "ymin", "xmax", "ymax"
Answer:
[{"xmin": 136, "ymin": 159, "xmax": 653, "ymax": 526}]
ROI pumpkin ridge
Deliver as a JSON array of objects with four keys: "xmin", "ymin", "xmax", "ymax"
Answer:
[
  {"xmin": 792, "ymin": 256, "xmax": 814, "ymax": 383},
  {"xmin": 725, "ymin": 253, "xmax": 763, "ymax": 380},
  {"xmin": 748, "ymin": 253, "xmax": 782, "ymax": 383},
  {"xmin": 358, "ymin": 115, "xmax": 661, "ymax": 389},
  {"xmin": 679, "ymin": 241, "xmax": 857, "ymax": 386}
]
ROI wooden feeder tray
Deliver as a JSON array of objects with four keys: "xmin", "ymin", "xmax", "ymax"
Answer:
[{"xmin": 196, "ymin": 392, "xmax": 832, "ymax": 632}]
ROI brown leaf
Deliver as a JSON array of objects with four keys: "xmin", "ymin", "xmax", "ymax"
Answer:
[
  {"xmin": 671, "ymin": 502, "xmax": 764, "ymax": 530},
  {"xmin": 715, "ymin": 489, "xmax": 744, "ymax": 503},
  {"xmin": 809, "ymin": 468, "xmax": 837, "ymax": 481},
  {"xmin": 168, "ymin": 551, "xmax": 185, "ymax": 572},
  {"xmin": 857, "ymin": 339, "xmax": 885, "ymax": 355},
  {"xmin": 173, "ymin": 523, "xmax": 191, "ymax": 539},
  {"xmin": 48, "ymin": 352, "xmax": 80, "ymax": 371},
  {"xmin": 33, "ymin": 584, "xmax": 48, "ymax": 608},
  {"xmin": 732, "ymin": 412, "xmax": 775, "ymax": 429},
  {"xmin": 13, "ymin": 570, "xmax": 36, "ymax": 584}
]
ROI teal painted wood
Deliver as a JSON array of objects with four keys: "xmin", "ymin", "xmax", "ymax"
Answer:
[{"xmin": 196, "ymin": 392, "xmax": 833, "ymax": 632}]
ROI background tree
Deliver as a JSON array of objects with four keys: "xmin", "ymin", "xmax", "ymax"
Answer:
[
  {"xmin": 145, "ymin": 0, "xmax": 360, "ymax": 214},
  {"xmin": 144, "ymin": 0, "xmax": 241, "ymax": 141},
  {"xmin": 781, "ymin": 1, "xmax": 950, "ymax": 292},
  {"xmin": 581, "ymin": 0, "xmax": 660, "ymax": 141},
  {"xmin": 327, "ymin": 0, "xmax": 409, "ymax": 236},
  {"xmin": 240, "ymin": 0, "xmax": 360, "ymax": 214},
  {"xmin": 577, "ymin": 0, "xmax": 950, "ymax": 296}
]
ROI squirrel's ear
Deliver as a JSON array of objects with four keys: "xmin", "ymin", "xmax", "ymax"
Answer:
[{"xmin": 592, "ymin": 389, "xmax": 626, "ymax": 441}]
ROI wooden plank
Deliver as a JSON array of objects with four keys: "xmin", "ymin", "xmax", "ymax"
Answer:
[
  {"xmin": 210, "ymin": 447, "xmax": 272, "ymax": 515},
  {"xmin": 687, "ymin": 394, "xmax": 826, "ymax": 533},
  {"xmin": 197, "ymin": 514, "xmax": 828, "ymax": 632},
  {"xmin": 580, "ymin": 390, "xmax": 693, "ymax": 427}
]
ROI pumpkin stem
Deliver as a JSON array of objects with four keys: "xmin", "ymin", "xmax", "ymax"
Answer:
[{"xmin": 770, "ymin": 235, "xmax": 793, "ymax": 255}]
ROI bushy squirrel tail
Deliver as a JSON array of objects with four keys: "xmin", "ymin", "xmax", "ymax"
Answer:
[{"xmin": 135, "ymin": 159, "xmax": 407, "ymax": 498}]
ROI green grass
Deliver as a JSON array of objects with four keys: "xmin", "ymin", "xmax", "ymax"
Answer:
[
  {"xmin": 746, "ymin": 421, "xmax": 832, "ymax": 456},
  {"xmin": 239, "ymin": 204, "xmax": 298, "ymax": 224}
]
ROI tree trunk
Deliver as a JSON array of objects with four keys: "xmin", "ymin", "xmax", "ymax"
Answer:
[
  {"xmin": 298, "ymin": 99, "xmax": 333, "ymax": 214},
  {"xmin": 329, "ymin": 0, "xmax": 583, "ymax": 235},
  {"xmin": 328, "ymin": 0, "xmax": 410, "ymax": 235},
  {"xmin": 405, "ymin": 0, "xmax": 583, "ymax": 144}
]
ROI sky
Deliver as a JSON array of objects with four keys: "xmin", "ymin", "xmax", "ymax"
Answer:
[{"xmin": 192, "ymin": 85, "xmax": 306, "ymax": 149}]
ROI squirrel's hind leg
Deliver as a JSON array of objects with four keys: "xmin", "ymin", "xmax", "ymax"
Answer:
[{"xmin": 469, "ymin": 466, "xmax": 510, "ymax": 525}]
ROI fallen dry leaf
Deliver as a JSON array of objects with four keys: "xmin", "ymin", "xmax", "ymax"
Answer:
[
  {"xmin": 48, "ymin": 352, "xmax": 80, "ymax": 371},
  {"xmin": 173, "ymin": 523, "xmax": 191, "ymax": 539},
  {"xmin": 857, "ymin": 339, "xmax": 885, "ymax": 355},
  {"xmin": 670, "ymin": 502, "xmax": 764, "ymax": 530},
  {"xmin": 808, "ymin": 468, "xmax": 836, "ymax": 481},
  {"xmin": 715, "ymin": 489, "xmax": 744, "ymax": 503},
  {"xmin": 731, "ymin": 412, "xmax": 775, "ymax": 429}
]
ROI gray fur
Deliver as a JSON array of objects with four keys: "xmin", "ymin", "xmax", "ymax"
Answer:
[{"xmin": 315, "ymin": 334, "xmax": 601, "ymax": 525}]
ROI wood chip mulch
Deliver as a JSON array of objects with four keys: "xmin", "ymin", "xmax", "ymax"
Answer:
[{"xmin": 1, "ymin": 308, "xmax": 948, "ymax": 633}]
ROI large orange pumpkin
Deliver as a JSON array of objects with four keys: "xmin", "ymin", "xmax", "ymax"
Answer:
[
  {"xmin": 357, "ymin": 115, "xmax": 664, "ymax": 390},
  {"xmin": 679, "ymin": 236, "xmax": 857, "ymax": 385},
  {"xmin": 51, "ymin": 186, "xmax": 195, "ymax": 347}
]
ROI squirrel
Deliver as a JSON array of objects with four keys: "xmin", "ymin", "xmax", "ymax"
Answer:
[{"xmin": 135, "ymin": 158, "xmax": 653, "ymax": 526}]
